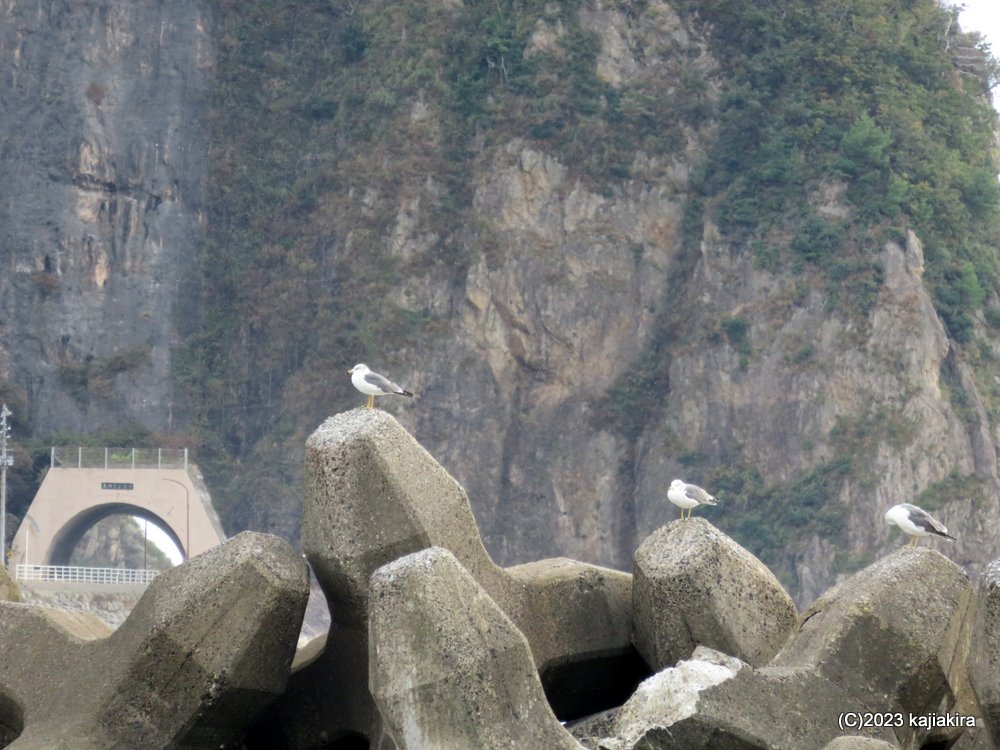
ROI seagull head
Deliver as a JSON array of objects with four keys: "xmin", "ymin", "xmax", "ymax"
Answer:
[
  {"xmin": 348, "ymin": 363, "xmax": 369, "ymax": 375},
  {"xmin": 669, "ymin": 479, "xmax": 684, "ymax": 490}
]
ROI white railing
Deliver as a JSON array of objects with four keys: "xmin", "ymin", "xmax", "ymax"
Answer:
[
  {"xmin": 49, "ymin": 446, "xmax": 188, "ymax": 470},
  {"xmin": 15, "ymin": 564, "xmax": 161, "ymax": 585}
]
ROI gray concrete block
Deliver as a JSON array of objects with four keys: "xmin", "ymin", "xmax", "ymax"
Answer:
[
  {"xmin": 775, "ymin": 547, "xmax": 971, "ymax": 717},
  {"xmin": 822, "ymin": 737, "xmax": 900, "ymax": 749},
  {"xmin": 967, "ymin": 559, "xmax": 1000, "ymax": 745},
  {"xmin": 600, "ymin": 647, "xmax": 894, "ymax": 750},
  {"xmin": 260, "ymin": 410, "xmax": 635, "ymax": 746},
  {"xmin": 632, "ymin": 518, "xmax": 797, "ymax": 669},
  {"xmin": 0, "ymin": 532, "xmax": 308, "ymax": 749},
  {"xmin": 369, "ymin": 547, "xmax": 584, "ymax": 750}
]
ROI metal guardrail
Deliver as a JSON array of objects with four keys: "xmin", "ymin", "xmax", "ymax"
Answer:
[
  {"xmin": 15, "ymin": 564, "xmax": 161, "ymax": 585},
  {"xmin": 50, "ymin": 447, "xmax": 188, "ymax": 470}
]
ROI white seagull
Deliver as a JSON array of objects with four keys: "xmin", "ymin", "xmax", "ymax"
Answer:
[
  {"xmin": 668, "ymin": 479, "xmax": 718, "ymax": 520},
  {"xmin": 348, "ymin": 363, "xmax": 414, "ymax": 410},
  {"xmin": 884, "ymin": 503, "xmax": 956, "ymax": 547}
]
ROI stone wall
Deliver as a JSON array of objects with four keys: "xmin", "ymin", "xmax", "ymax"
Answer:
[{"xmin": 16, "ymin": 582, "xmax": 143, "ymax": 629}]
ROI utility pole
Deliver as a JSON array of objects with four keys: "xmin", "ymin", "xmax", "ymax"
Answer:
[{"xmin": 0, "ymin": 405, "xmax": 11, "ymax": 567}]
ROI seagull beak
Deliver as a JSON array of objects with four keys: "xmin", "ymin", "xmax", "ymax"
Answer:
[{"xmin": 346, "ymin": 368, "xmax": 353, "ymax": 374}]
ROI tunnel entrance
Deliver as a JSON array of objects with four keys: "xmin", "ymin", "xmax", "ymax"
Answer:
[
  {"xmin": 65, "ymin": 513, "xmax": 180, "ymax": 571},
  {"xmin": 47, "ymin": 503, "xmax": 184, "ymax": 568}
]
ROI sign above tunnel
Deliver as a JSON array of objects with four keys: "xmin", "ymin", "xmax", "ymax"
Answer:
[{"xmin": 100, "ymin": 482, "xmax": 134, "ymax": 490}]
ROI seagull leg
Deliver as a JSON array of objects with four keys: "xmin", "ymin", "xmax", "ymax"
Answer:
[
  {"xmin": 366, "ymin": 394, "xmax": 375, "ymax": 410},
  {"xmin": 908, "ymin": 536, "xmax": 916, "ymax": 547}
]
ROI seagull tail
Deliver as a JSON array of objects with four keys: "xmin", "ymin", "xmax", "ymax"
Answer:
[
  {"xmin": 932, "ymin": 526, "xmax": 957, "ymax": 541},
  {"xmin": 400, "ymin": 389, "xmax": 414, "ymax": 398}
]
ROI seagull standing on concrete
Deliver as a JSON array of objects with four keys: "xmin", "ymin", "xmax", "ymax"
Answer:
[
  {"xmin": 884, "ymin": 503, "xmax": 956, "ymax": 546},
  {"xmin": 668, "ymin": 479, "xmax": 718, "ymax": 520},
  {"xmin": 348, "ymin": 363, "xmax": 414, "ymax": 410}
]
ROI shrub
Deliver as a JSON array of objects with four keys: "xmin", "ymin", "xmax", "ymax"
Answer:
[
  {"xmin": 722, "ymin": 316, "xmax": 749, "ymax": 347},
  {"xmin": 791, "ymin": 215, "xmax": 845, "ymax": 265}
]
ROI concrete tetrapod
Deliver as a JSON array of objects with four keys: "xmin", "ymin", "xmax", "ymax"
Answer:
[
  {"xmin": 250, "ymin": 410, "xmax": 637, "ymax": 747},
  {"xmin": 822, "ymin": 738, "xmax": 901, "ymax": 750},
  {"xmin": 0, "ymin": 532, "xmax": 309, "ymax": 749},
  {"xmin": 600, "ymin": 647, "xmax": 894, "ymax": 750},
  {"xmin": 967, "ymin": 560, "xmax": 1000, "ymax": 745},
  {"xmin": 602, "ymin": 547, "xmax": 973, "ymax": 750},
  {"xmin": 773, "ymin": 547, "xmax": 973, "ymax": 748},
  {"xmin": 632, "ymin": 518, "xmax": 797, "ymax": 669},
  {"xmin": 369, "ymin": 547, "xmax": 585, "ymax": 750}
]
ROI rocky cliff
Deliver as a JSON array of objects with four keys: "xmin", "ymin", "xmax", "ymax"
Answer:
[
  {"xmin": 1, "ymin": 0, "xmax": 998, "ymax": 604},
  {"xmin": 0, "ymin": 0, "xmax": 212, "ymax": 434}
]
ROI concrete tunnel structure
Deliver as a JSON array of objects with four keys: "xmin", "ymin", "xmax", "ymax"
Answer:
[{"xmin": 8, "ymin": 447, "xmax": 226, "ymax": 570}]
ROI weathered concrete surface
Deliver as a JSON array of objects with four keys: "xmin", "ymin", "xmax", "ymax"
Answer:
[
  {"xmin": 600, "ymin": 647, "xmax": 893, "ymax": 750},
  {"xmin": 950, "ymin": 724, "xmax": 995, "ymax": 750},
  {"xmin": 507, "ymin": 557, "xmax": 632, "ymax": 667},
  {"xmin": 370, "ymin": 547, "xmax": 584, "ymax": 750},
  {"xmin": 568, "ymin": 709, "xmax": 619, "ymax": 750},
  {"xmin": 506, "ymin": 557, "xmax": 638, "ymax": 717},
  {"xmin": 632, "ymin": 518, "xmax": 797, "ymax": 669},
  {"xmin": 0, "ymin": 532, "xmax": 308, "ymax": 749},
  {"xmin": 822, "ymin": 738, "xmax": 900, "ymax": 750},
  {"xmin": 968, "ymin": 559, "xmax": 1000, "ymax": 744},
  {"xmin": 255, "ymin": 410, "xmax": 634, "ymax": 746},
  {"xmin": 0, "ymin": 606, "xmax": 111, "ymax": 748},
  {"xmin": 254, "ymin": 408, "xmax": 511, "ymax": 745},
  {"xmin": 774, "ymin": 547, "xmax": 972, "ymax": 717},
  {"xmin": 302, "ymin": 409, "xmax": 512, "ymax": 628}
]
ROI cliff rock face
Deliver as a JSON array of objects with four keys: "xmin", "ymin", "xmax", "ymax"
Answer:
[
  {"xmin": 1, "ymin": 0, "xmax": 998, "ymax": 605},
  {"xmin": 408, "ymin": 2, "xmax": 715, "ymax": 567},
  {"xmin": 422, "ymin": 148, "xmax": 996, "ymax": 602},
  {"xmin": 0, "ymin": 0, "xmax": 212, "ymax": 433},
  {"xmin": 374, "ymin": 4, "xmax": 1000, "ymax": 603}
]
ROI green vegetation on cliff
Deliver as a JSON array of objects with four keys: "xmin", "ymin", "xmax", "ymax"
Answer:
[
  {"xmin": 661, "ymin": 0, "xmax": 999, "ymax": 579},
  {"xmin": 671, "ymin": 0, "xmax": 1000, "ymax": 340},
  {"xmin": 169, "ymin": 0, "xmax": 998, "ymax": 574}
]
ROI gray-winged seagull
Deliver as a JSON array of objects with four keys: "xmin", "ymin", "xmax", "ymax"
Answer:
[
  {"xmin": 884, "ymin": 503, "xmax": 955, "ymax": 546},
  {"xmin": 668, "ymin": 479, "xmax": 718, "ymax": 520},
  {"xmin": 348, "ymin": 363, "xmax": 414, "ymax": 409}
]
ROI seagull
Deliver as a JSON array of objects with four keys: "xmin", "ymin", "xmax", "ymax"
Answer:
[
  {"xmin": 668, "ymin": 479, "xmax": 718, "ymax": 520},
  {"xmin": 884, "ymin": 503, "xmax": 956, "ymax": 547},
  {"xmin": 348, "ymin": 363, "xmax": 414, "ymax": 410}
]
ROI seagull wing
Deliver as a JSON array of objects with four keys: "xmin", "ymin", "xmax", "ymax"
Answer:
[
  {"xmin": 685, "ymin": 483, "xmax": 718, "ymax": 505},
  {"xmin": 902, "ymin": 503, "xmax": 954, "ymax": 539},
  {"xmin": 364, "ymin": 370, "xmax": 414, "ymax": 397},
  {"xmin": 364, "ymin": 371, "xmax": 403, "ymax": 394}
]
